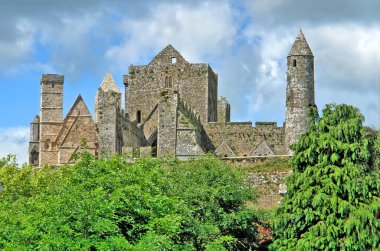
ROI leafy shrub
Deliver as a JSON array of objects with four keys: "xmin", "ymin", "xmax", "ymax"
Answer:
[{"xmin": 0, "ymin": 155, "xmax": 259, "ymax": 250}]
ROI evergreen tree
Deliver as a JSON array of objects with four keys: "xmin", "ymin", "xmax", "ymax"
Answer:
[{"xmin": 271, "ymin": 104, "xmax": 380, "ymax": 250}]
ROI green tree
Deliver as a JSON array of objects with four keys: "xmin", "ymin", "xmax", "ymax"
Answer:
[
  {"xmin": 271, "ymin": 104, "xmax": 380, "ymax": 250},
  {"xmin": 0, "ymin": 154, "xmax": 259, "ymax": 250}
]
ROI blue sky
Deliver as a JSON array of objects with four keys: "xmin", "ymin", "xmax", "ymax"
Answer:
[{"xmin": 0, "ymin": 0, "xmax": 379, "ymax": 164}]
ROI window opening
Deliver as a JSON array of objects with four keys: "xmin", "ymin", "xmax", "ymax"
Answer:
[{"xmin": 136, "ymin": 110, "xmax": 141, "ymax": 123}]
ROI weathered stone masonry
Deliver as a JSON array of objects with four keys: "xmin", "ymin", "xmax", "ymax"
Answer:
[{"xmin": 29, "ymin": 30, "xmax": 316, "ymax": 166}]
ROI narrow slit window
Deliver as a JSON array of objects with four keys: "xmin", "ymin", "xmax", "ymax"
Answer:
[
  {"xmin": 136, "ymin": 110, "xmax": 141, "ymax": 123},
  {"xmin": 293, "ymin": 59, "xmax": 297, "ymax": 67},
  {"xmin": 169, "ymin": 76, "xmax": 172, "ymax": 87}
]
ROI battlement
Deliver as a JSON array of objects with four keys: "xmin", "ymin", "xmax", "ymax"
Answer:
[
  {"xmin": 41, "ymin": 74, "xmax": 64, "ymax": 83},
  {"xmin": 255, "ymin": 122, "xmax": 278, "ymax": 127}
]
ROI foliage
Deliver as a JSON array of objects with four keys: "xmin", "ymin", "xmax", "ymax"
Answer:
[
  {"xmin": 271, "ymin": 104, "xmax": 380, "ymax": 250},
  {"xmin": 0, "ymin": 154, "xmax": 259, "ymax": 250}
]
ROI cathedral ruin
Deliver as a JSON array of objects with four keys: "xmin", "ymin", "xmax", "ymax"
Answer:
[{"xmin": 29, "ymin": 30, "xmax": 316, "ymax": 166}]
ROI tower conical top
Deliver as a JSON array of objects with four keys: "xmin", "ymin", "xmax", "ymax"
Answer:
[
  {"xmin": 288, "ymin": 30, "xmax": 313, "ymax": 56},
  {"xmin": 99, "ymin": 73, "xmax": 120, "ymax": 93}
]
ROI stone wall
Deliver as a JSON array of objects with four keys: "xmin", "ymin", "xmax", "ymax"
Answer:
[
  {"xmin": 177, "ymin": 98, "xmax": 215, "ymax": 154},
  {"xmin": 56, "ymin": 96, "xmax": 97, "ymax": 164},
  {"xmin": 120, "ymin": 115, "xmax": 147, "ymax": 148},
  {"xmin": 224, "ymin": 156, "xmax": 291, "ymax": 209},
  {"xmin": 207, "ymin": 66, "xmax": 218, "ymax": 122},
  {"xmin": 95, "ymin": 88, "xmax": 122, "ymax": 156},
  {"xmin": 217, "ymin": 97, "xmax": 231, "ymax": 123},
  {"xmin": 247, "ymin": 171, "xmax": 291, "ymax": 209},
  {"xmin": 140, "ymin": 104, "xmax": 158, "ymax": 144},
  {"xmin": 157, "ymin": 89, "xmax": 178, "ymax": 157},
  {"xmin": 205, "ymin": 121, "xmax": 287, "ymax": 157},
  {"xmin": 176, "ymin": 129, "xmax": 204, "ymax": 157}
]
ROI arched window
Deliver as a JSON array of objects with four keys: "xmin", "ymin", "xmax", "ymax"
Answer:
[
  {"xmin": 168, "ymin": 76, "xmax": 172, "ymax": 88},
  {"xmin": 31, "ymin": 150, "xmax": 38, "ymax": 165},
  {"xmin": 44, "ymin": 139, "xmax": 50, "ymax": 150},
  {"xmin": 293, "ymin": 59, "xmax": 297, "ymax": 67}
]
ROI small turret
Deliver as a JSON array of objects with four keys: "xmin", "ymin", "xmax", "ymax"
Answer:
[
  {"xmin": 28, "ymin": 115, "xmax": 40, "ymax": 165},
  {"xmin": 285, "ymin": 30, "xmax": 316, "ymax": 153},
  {"xmin": 95, "ymin": 73, "xmax": 122, "ymax": 156}
]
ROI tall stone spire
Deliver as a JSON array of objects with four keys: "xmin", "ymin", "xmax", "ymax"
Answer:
[
  {"xmin": 99, "ymin": 73, "xmax": 120, "ymax": 93},
  {"xmin": 285, "ymin": 30, "xmax": 315, "ymax": 153},
  {"xmin": 288, "ymin": 29, "xmax": 313, "ymax": 56}
]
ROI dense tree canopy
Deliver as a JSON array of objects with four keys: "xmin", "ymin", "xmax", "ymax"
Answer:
[
  {"xmin": 0, "ymin": 154, "xmax": 258, "ymax": 250},
  {"xmin": 271, "ymin": 104, "xmax": 380, "ymax": 250}
]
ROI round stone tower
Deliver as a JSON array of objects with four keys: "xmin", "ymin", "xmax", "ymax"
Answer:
[{"xmin": 285, "ymin": 30, "xmax": 315, "ymax": 153}]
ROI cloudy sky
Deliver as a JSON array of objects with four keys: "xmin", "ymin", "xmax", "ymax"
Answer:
[{"xmin": 0, "ymin": 0, "xmax": 379, "ymax": 164}]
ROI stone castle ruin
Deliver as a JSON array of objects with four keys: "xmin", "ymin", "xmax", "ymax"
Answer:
[{"xmin": 29, "ymin": 30, "xmax": 316, "ymax": 166}]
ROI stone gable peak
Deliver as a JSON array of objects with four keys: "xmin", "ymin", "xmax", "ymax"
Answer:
[
  {"xmin": 149, "ymin": 44, "xmax": 188, "ymax": 66},
  {"xmin": 99, "ymin": 73, "xmax": 120, "ymax": 93},
  {"xmin": 65, "ymin": 95, "xmax": 92, "ymax": 118}
]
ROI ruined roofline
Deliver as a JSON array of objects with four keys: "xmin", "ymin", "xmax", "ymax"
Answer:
[
  {"xmin": 129, "ymin": 62, "xmax": 210, "ymax": 69},
  {"xmin": 207, "ymin": 121, "xmax": 284, "ymax": 128}
]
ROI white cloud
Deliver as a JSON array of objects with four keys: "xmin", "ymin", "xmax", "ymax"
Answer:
[
  {"xmin": 310, "ymin": 25, "xmax": 380, "ymax": 87},
  {"xmin": 0, "ymin": 19, "xmax": 35, "ymax": 67},
  {"xmin": 105, "ymin": 1, "xmax": 236, "ymax": 68},
  {"xmin": 309, "ymin": 25, "xmax": 380, "ymax": 127},
  {"xmin": 0, "ymin": 127, "xmax": 29, "ymax": 166}
]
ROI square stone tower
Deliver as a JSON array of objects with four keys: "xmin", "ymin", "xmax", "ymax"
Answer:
[{"xmin": 39, "ymin": 74, "xmax": 64, "ymax": 166}]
